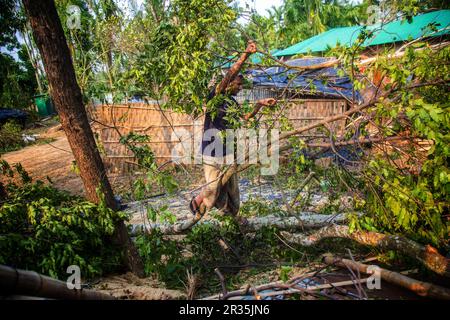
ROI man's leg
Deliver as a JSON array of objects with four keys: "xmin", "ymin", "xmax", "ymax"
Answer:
[
  {"xmin": 191, "ymin": 157, "xmax": 242, "ymax": 219},
  {"xmin": 221, "ymin": 172, "xmax": 240, "ymax": 215},
  {"xmin": 199, "ymin": 160, "xmax": 223, "ymax": 211},
  {"xmin": 228, "ymin": 172, "xmax": 240, "ymax": 215},
  {"xmin": 212, "ymin": 171, "xmax": 239, "ymax": 217}
]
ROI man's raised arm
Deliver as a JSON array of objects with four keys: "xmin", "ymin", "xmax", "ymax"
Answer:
[
  {"xmin": 216, "ymin": 41, "xmax": 257, "ymax": 95},
  {"xmin": 243, "ymin": 98, "xmax": 277, "ymax": 120}
]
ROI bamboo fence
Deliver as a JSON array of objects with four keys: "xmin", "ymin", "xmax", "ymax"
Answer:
[{"xmin": 89, "ymin": 99, "xmax": 348, "ymax": 173}]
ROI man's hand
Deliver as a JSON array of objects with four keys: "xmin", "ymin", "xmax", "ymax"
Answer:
[
  {"xmin": 245, "ymin": 40, "xmax": 257, "ymax": 54},
  {"xmin": 243, "ymin": 98, "xmax": 276, "ymax": 120},
  {"xmin": 217, "ymin": 41, "xmax": 256, "ymax": 95},
  {"xmin": 257, "ymin": 98, "xmax": 277, "ymax": 107}
]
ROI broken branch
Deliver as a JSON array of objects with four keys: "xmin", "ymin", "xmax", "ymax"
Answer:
[{"xmin": 280, "ymin": 225, "xmax": 450, "ymax": 279}]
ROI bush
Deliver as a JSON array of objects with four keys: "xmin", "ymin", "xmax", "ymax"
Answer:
[
  {"xmin": 0, "ymin": 120, "xmax": 25, "ymax": 154},
  {"xmin": 0, "ymin": 160, "xmax": 127, "ymax": 280}
]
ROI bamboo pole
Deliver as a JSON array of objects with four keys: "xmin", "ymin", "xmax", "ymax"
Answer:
[{"xmin": 0, "ymin": 265, "xmax": 115, "ymax": 300}]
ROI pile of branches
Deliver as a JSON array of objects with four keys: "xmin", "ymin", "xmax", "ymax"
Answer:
[{"xmin": 203, "ymin": 254, "xmax": 450, "ymax": 300}]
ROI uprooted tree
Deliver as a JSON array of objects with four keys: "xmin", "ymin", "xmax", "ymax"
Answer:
[{"xmin": 119, "ymin": 2, "xmax": 450, "ymax": 278}]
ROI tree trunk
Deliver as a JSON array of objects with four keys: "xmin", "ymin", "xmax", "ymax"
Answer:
[
  {"xmin": 22, "ymin": 0, "xmax": 144, "ymax": 277},
  {"xmin": 131, "ymin": 212, "xmax": 353, "ymax": 235}
]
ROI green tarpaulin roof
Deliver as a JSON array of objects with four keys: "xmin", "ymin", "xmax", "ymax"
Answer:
[
  {"xmin": 274, "ymin": 25, "xmax": 363, "ymax": 57},
  {"xmin": 364, "ymin": 9, "xmax": 450, "ymax": 46},
  {"xmin": 274, "ymin": 10, "xmax": 450, "ymax": 57}
]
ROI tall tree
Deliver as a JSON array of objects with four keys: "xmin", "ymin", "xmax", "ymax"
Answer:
[
  {"xmin": 21, "ymin": 0, "xmax": 143, "ymax": 277},
  {"xmin": 282, "ymin": 0, "xmax": 368, "ymax": 45}
]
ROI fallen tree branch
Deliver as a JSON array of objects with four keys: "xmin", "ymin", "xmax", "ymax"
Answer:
[
  {"xmin": 280, "ymin": 225, "xmax": 450, "ymax": 279},
  {"xmin": 218, "ymin": 79, "xmax": 446, "ymax": 189},
  {"xmin": 201, "ymin": 269, "xmax": 322, "ymax": 300},
  {"xmin": 290, "ymin": 171, "xmax": 316, "ymax": 208},
  {"xmin": 305, "ymin": 135, "xmax": 411, "ymax": 148},
  {"xmin": 176, "ymin": 80, "xmax": 440, "ymax": 233},
  {"xmin": 359, "ymin": 41, "xmax": 450, "ymax": 65},
  {"xmin": 131, "ymin": 212, "xmax": 355, "ymax": 236},
  {"xmin": 201, "ymin": 256, "xmax": 380, "ymax": 300},
  {"xmin": 323, "ymin": 254, "xmax": 450, "ymax": 300},
  {"xmin": 217, "ymin": 92, "xmax": 387, "ymax": 188}
]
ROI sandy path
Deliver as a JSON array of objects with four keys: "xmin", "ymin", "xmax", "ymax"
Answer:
[{"xmin": 1, "ymin": 130, "xmax": 85, "ymax": 196}]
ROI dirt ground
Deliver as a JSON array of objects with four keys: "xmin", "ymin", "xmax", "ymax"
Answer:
[
  {"xmin": 92, "ymin": 273, "xmax": 186, "ymax": 300},
  {"xmin": 1, "ymin": 126, "xmax": 137, "ymax": 197},
  {"xmin": 1, "ymin": 124, "xmax": 201, "ymax": 199},
  {"xmin": 2, "ymin": 128, "xmax": 87, "ymax": 195}
]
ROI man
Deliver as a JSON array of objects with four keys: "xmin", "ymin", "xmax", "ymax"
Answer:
[{"xmin": 189, "ymin": 41, "xmax": 276, "ymax": 221}]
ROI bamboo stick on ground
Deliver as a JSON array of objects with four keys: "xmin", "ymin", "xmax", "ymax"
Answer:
[
  {"xmin": 225, "ymin": 278, "xmax": 369, "ymax": 300},
  {"xmin": 200, "ymin": 269, "xmax": 323, "ymax": 300}
]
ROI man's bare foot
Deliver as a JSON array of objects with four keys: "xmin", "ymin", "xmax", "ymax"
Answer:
[{"xmin": 189, "ymin": 196, "xmax": 205, "ymax": 216}]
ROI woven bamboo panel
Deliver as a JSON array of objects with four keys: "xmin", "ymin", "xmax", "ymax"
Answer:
[
  {"xmin": 89, "ymin": 99, "xmax": 347, "ymax": 173},
  {"xmin": 290, "ymin": 100, "xmax": 347, "ymax": 130}
]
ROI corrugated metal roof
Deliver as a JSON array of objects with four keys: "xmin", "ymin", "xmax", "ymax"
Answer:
[
  {"xmin": 249, "ymin": 57, "xmax": 362, "ymax": 101},
  {"xmin": 274, "ymin": 10, "xmax": 450, "ymax": 57}
]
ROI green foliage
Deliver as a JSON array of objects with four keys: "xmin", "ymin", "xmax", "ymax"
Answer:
[
  {"xmin": 135, "ymin": 230, "xmax": 184, "ymax": 286},
  {"xmin": 278, "ymin": 0, "xmax": 368, "ymax": 46},
  {"xmin": 240, "ymin": 197, "xmax": 287, "ymax": 218},
  {"xmin": 0, "ymin": 48, "xmax": 37, "ymax": 110},
  {"xmin": 146, "ymin": 204, "xmax": 177, "ymax": 225},
  {"xmin": 287, "ymin": 136, "xmax": 313, "ymax": 174},
  {"xmin": 119, "ymin": 132, "xmax": 155, "ymax": 169},
  {"xmin": 0, "ymin": 0, "xmax": 24, "ymax": 48},
  {"xmin": 0, "ymin": 120, "xmax": 25, "ymax": 154},
  {"xmin": 0, "ymin": 161, "xmax": 127, "ymax": 279},
  {"xmin": 280, "ymin": 266, "xmax": 293, "ymax": 282},
  {"xmin": 119, "ymin": 132, "xmax": 178, "ymax": 200},
  {"xmin": 130, "ymin": 0, "xmax": 237, "ymax": 114},
  {"xmin": 345, "ymin": 38, "xmax": 450, "ymax": 248},
  {"xmin": 0, "ymin": 1, "xmax": 37, "ymax": 109}
]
